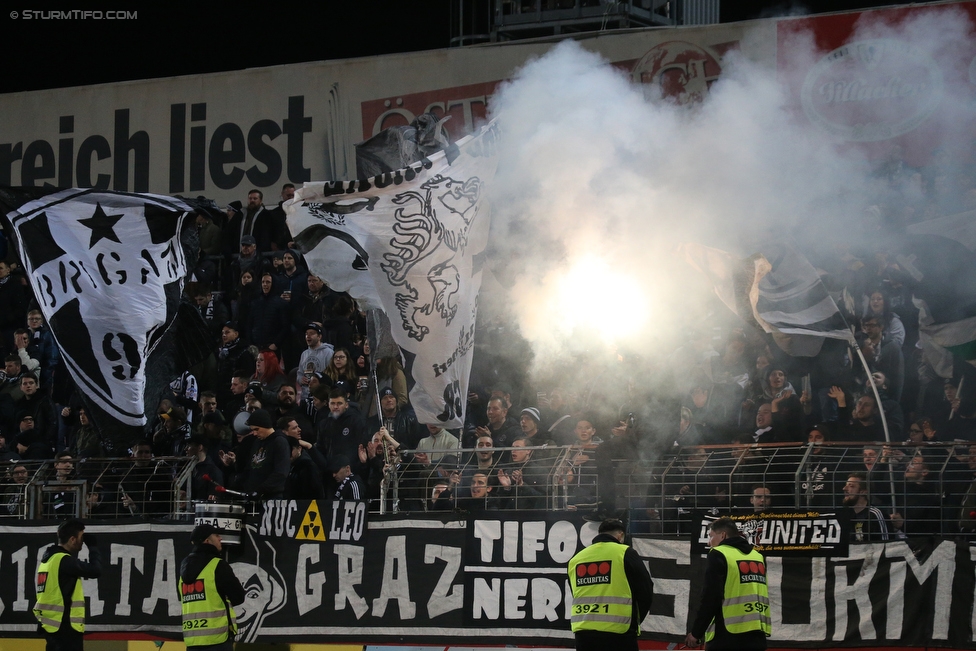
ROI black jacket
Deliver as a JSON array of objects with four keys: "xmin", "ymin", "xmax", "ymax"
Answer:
[
  {"xmin": 215, "ymin": 336, "xmax": 255, "ymax": 403},
  {"xmin": 16, "ymin": 393, "xmax": 58, "ymax": 449},
  {"xmin": 334, "ymin": 473, "xmax": 366, "ymax": 501},
  {"xmin": 574, "ymin": 533, "xmax": 654, "ymax": 646},
  {"xmin": 39, "ymin": 542, "xmax": 102, "ymax": 634},
  {"xmin": 836, "ymin": 405, "xmax": 885, "ymax": 442},
  {"xmin": 179, "ymin": 542, "xmax": 245, "ymax": 612},
  {"xmin": 382, "ymin": 406, "xmax": 425, "ymax": 449},
  {"xmin": 245, "ymin": 292, "xmax": 290, "ymax": 351},
  {"xmin": 690, "ymin": 535, "xmax": 767, "ymax": 649},
  {"xmin": 241, "ymin": 432, "xmax": 290, "ymax": 498},
  {"xmin": 0, "ymin": 277, "xmax": 26, "ymax": 331},
  {"xmin": 315, "ymin": 409, "xmax": 369, "ymax": 469},
  {"xmin": 286, "ymin": 451, "xmax": 326, "ymax": 500}
]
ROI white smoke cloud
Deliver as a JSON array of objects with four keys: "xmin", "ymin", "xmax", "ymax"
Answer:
[{"xmin": 485, "ymin": 7, "xmax": 974, "ymax": 380}]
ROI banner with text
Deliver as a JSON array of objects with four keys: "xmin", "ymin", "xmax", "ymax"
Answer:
[
  {"xmin": 691, "ymin": 511, "xmax": 850, "ymax": 557},
  {"xmin": 0, "ymin": 511, "xmax": 972, "ymax": 647}
]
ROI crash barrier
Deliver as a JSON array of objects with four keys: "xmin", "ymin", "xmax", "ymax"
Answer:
[
  {"xmin": 0, "ymin": 509, "xmax": 971, "ymax": 647},
  {"xmin": 3, "ymin": 442, "xmax": 972, "ymax": 540},
  {"xmin": 390, "ymin": 441, "xmax": 976, "ymax": 540},
  {"xmin": 0, "ymin": 456, "xmax": 197, "ymax": 520}
]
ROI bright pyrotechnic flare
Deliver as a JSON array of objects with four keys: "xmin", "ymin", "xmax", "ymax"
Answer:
[{"xmin": 548, "ymin": 256, "xmax": 650, "ymax": 341}]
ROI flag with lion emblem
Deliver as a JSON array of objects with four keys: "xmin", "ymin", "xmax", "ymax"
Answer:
[{"xmin": 286, "ymin": 121, "xmax": 499, "ymax": 428}]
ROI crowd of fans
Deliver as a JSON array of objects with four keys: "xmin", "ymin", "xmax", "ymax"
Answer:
[{"xmin": 0, "ymin": 178, "xmax": 974, "ymax": 544}]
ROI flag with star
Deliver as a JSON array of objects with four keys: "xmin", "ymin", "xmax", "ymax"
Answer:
[{"xmin": 2, "ymin": 187, "xmax": 192, "ymax": 427}]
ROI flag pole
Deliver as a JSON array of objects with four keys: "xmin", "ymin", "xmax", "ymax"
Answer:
[
  {"xmin": 853, "ymin": 344, "xmax": 891, "ymax": 444},
  {"xmin": 816, "ymin": 282, "xmax": 891, "ymax": 444},
  {"xmin": 366, "ymin": 309, "xmax": 388, "ymax": 515},
  {"xmin": 851, "ymin": 338, "xmax": 896, "ymax": 513},
  {"xmin": 366, "ymin": 309, "xmax": 384, "ymax": 430},
  {"xmin": 949, "ymin": 376, "xmax": 964, "ymax": 421}
]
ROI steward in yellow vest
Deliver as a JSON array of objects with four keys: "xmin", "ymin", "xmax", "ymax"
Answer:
[
  {"xmin": 567, "ymin": 518, "xmax": 654, "ymax": 651},
  {"xmin": 179, "ymin": 524, "xmax": 245, "ymax": 650},
  {"xmin": 33, "ymin": 519, "xmax": 103, "ymax": 651},
  {"xmin": 686, "ymin": 517, "xmax": 771, "ymax": 650}
]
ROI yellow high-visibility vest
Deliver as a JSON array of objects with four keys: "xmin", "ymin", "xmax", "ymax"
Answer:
[
  {"xmin": 568, "ymin": 541, "xmax": 634, "ymax": 634},
  {"xmin": 34, "ymin": 552, "xmax": 86, "ymax": 633},
  {"xmin": 179, "ymin": 557, "xmax": 238, "ymax": 647},
  {"xmin": 705, "ymin": 544, "xmax": 772, "ymax": 642}
]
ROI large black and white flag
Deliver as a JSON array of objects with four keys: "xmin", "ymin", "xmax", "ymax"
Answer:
[
  {"xmin": 287, "ymin": 121, "xmax": 499, "ymax": 428},
  {"xmin": 5, "ymin": 188, "xmax": 191, "ymax": 426},
  {"xmin": 684, "ymin": 241, "xmax": 853, "ymax": 356},
  {"xmin": 680, "ymin": 242, "xmax": 769, "ymax": 323},
  {"xmin": 901, "ymin": 219, "xmax": 976, "ymax": 375},
  {"xmin": 752, "ymin": 243, "xmax": 854, "ymax": 347}
]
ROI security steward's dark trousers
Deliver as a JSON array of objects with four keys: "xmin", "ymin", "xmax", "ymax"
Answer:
[
  {"xmin": 575, "ymin": 630, "xmax": 639, "ymax": 651},
  {"xmin": 43, "ymin": 627, "xmax": 84, "ymax": 651}
]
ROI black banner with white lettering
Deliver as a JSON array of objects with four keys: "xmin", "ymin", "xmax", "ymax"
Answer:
[
  {"xmin": 690, "ymin": 510, "xmax": 850, "ymax": 557},
  {"xmin": 0, "ymin": 521, "xmax": 194, "ymax": 638},
  {"xmin": 462, "ymin": 510, "xmax": 593, "ymax": 634},
  {"xmin": 0, "ymin": 510, "xmax": 974, "ymax": 647}
]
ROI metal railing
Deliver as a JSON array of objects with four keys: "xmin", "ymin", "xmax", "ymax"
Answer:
[
  {"xmin": 0, "ymin": 456, "xmax": 198, "ymax": 520},
  {"xmin": 381, "ymin": 441, "xmax": 976, "ymax": 538},
  {"xmin": 5, "ymin": 442, "xmax": 974, "ymax": 540},
  {"xmin": 632, "ymin": 441, "xmax": 976, "ymax": 538}
]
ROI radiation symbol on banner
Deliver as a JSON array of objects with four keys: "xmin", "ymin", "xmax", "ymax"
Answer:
[{"xmin": 297, "ymin": 501, "xmax": 326, "ymax": 541}]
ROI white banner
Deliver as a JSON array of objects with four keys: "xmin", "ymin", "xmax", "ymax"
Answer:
[
  {"xmin": 287, "ymin": 121, "xmax": 499, "ymax": 427},
  {"xmin": 7, "ymin": 189, "xmax": 190, "ymax": 425}
]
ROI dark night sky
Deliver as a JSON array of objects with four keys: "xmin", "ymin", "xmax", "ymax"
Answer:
[
  {"xmin": 1, "ymin": 2, "xmax": 455, "ymax": 93},
  {"xmin": 0, "ymin": 0, "xmax": 948, "ymax": 94}
]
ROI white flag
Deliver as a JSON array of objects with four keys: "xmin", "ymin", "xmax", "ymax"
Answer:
[
  {"xmin": 287, "ymin": 121, "xmax": 499, "ymax": 427},
  {"xmin": 7, "ymin": 188, "xmax": 190, "ymax": 426}
]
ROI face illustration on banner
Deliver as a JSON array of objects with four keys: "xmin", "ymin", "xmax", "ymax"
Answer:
[
  {"xmin": 737, "ymin": 518, "xmax": 763, "ymax": 545},
  {"xmin": 231, "ymin": 525, "xmax": 287, "ymax": 642},
  {"xmin": 292, "ymin": 197, "xmax": 383, "ymax": 309},
  {"xmin": 302, "ymin": 200, "xmax": 375, "ymax": 265}
]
